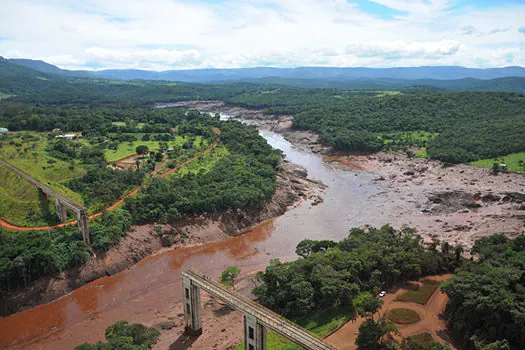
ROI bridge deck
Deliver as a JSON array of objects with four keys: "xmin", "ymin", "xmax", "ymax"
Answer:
[
  {"xmin": 0, "ymin": 159, "xmax": 86, "ymax": 212},
  {"xmin": 183, "ymin": 269, "xmax": 334, "ymax": 350}
]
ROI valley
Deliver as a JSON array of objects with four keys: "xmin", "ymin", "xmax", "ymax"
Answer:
[
  {"xmin": 0, "ymin": 57, "xmax": 524, "ymax": 350},
  {"xmin": 1, "ymin": 106, "xmax": 523, "ymax": 349}
]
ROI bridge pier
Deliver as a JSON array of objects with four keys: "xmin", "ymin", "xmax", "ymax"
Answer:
[
  {"xmin": 183, "ymin": 276, "xmax": 202, "ymax": 335},
  {"xmin": 77, "ymin": 210, "xmax": 90, "ymax": 245},
  {"xmin": 244, "ymin": 314, "xmax": 267, "ymax": 350},
  {"xmin": 55, "ymin": 199, "xmax": 67, "ymax": 222}
]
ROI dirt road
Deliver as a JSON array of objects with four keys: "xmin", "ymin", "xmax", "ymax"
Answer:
[
  {"xmin": 325, "ymin": 275, "xmax": 454, "ymax": 350},
  {"xmin": 0, "ymin": 138, "xmax": 219, "ymax": 231}
]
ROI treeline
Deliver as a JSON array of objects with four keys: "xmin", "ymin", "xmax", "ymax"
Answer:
[
  {"xmin": 254, "ymin": 225, "xmax": 460, "ymax": 317},
  {"xmin": 124, "ymin": 120, "xmax": 281, "ymax": 223},
  {"xmin": 0, "ymin": 103, "xmax": 193, "ymax": 134},
  {"xmin": 441, "ymin": 234, "xmax": 525, "ymax": 350},
  {"xmin": 0, "ymin": 209, "xmax": 131, "ymax": 303},
  {"xmin": 291, "ymin": 92, "xmax": 524, "ymax": 162},
  {"xmin": 224, "ymin": 86, "xmax": 375, "ymax": 115},
  {"xmin": 0, "ymin": 112, "xmax": 280, "ymax": 300}
]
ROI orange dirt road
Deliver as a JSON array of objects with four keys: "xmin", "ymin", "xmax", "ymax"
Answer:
[
  {"xmin": 0, "ymin": 138, "xmax": 219, "ymax": 232},
  {"xmin": 325, "ymin": 274, "xmax": 455, "ymax": 350}
]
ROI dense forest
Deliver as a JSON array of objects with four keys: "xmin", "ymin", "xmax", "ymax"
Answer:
[
  {"xmin": 2, "ymin": 58, "xmax": 524, "ymax": 164},
  {"xmin": 0, "ymin": 107, "xmax": 280, "ymax": 304},
  {"xmin": 441, "ymin": 234, "xmax": 525, "ymax": 350},
  {"xmin": 253, "ymin": 225, "xmax": 459, "ymax": 349},
  {"xmin": 0, "ymin": 209, "xmax": 132, "ymax": 301},
  {"xmin": 290, "ymin": 92, "xmax": 525, "ymax": 162},
  {"xmin": 254, "ymin": 227, "xmax": 525, "ymax": 349},
  {"xmin": 254, "ymin": 225, "xmax": 460, "ymax": 317},
  {"xmin": 124, "ymin": 120, "xmax": 280, "ymax": 223}
]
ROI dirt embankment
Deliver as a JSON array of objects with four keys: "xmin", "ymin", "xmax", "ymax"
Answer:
[{"xmin": 1, "ymin": 161, "xmax": 325, "ymax": 316}]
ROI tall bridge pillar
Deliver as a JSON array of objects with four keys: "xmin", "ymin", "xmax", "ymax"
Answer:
[
  {"xmin": 183, "ymin": 276, "xmax": 202, "ymax": 335},
  {"xmin": 55, "ymin": 199, "xmax": 67, "ymax": 222},
  {"xmin": 77, "ymin": 209, "xmax": 90, "ymax": 245},
  {"xmin": 244, "ymin": 314, "xmax": 267, "ymax": 350}
]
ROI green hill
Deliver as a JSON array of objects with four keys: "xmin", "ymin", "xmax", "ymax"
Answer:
[{"xmin": 0, "ymin": 163, "xmax": 57, "ymax": 226}]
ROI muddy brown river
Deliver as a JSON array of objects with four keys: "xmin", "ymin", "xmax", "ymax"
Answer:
[{"xmin": 0, "ymin": 116, "xmax": 415, "ymax": 349}]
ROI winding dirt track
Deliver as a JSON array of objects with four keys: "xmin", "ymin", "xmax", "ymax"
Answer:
[
  {"xmin": 325, "ymin": 274, "xmax": 455, "ymax": 350},
  {"xmin": 0, "ymin": 138, "xmax": 219, "ymax": 231}
]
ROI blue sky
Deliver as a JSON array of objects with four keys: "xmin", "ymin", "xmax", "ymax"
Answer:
[{"xmin": 0, "ymin": 0, "xmax": 523, "ymax": 70}]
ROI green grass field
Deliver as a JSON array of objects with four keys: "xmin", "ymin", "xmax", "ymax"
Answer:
[
  {"xmin": 471, "ymin": 152, "xmax": 525, "ymax": 173},
  {"xmin": 408, "ymin": 332, "xmax": 435, "ymax": 349},
  {"xmin": 396, "ymin": 280, "xmax": 440, "ymax": 305},
  {"xmin": 388, "ymin": 308, "xmax": 421, "ymax": 324},
  {"xmin": 105, "ymin": 135, "xmax": 195, "ymax": 162},
  {"xmin": 0, "ymin": 164, "xmax": 59, "ymax": 226},
  {"xmin": 381, "ymin": 131, "xmax": 438, "ymax": 158},
  {"xmin": 381, "ymin": 131, "xmax": 438, "ymax": 145},
  {"xmin": 111, "ymin": 122, "xmax": 147, "ymax": 129},
  {"xmin": 0, "ymin": 92, "xmax": 12, "ymax": 100},
  {"xmin": 0, "ymin": 132, "xmax": 85, "ymax": 204},
  {"xmin": 233, "ymin": 308, "xmax": 352, "ymax": 350},
  {"xmin": 173, "ymin": 146, "xmax": 229, "ymax": 177}
]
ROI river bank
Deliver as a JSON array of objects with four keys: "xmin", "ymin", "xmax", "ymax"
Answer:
[
  {"xmin": 174, "ymin": 100, "xmax": 525, "ymax": 251},
  {"xmin": 1, "ymin": 160, "xmax": 324, "ymax": 316},
  {"xmin": 1, "ymin": 101, "xmax": 522, "ymax": 350}
]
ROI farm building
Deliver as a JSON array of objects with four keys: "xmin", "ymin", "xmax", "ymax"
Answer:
[
  {"xmin": 0, "ymin": 127, "xmax": 8, "ymax": 135},
  {"xmin": 55, "ymin": 133, "xmax": 80, "ymax": 140}
]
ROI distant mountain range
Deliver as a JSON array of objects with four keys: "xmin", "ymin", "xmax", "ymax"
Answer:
[
  {"xmin": 5, "ymin": 57, "xmax": 525, "ymax": 81},
  {"xmin": 1, "ymin": 56, "xmax": 524, "ymax": 94}
]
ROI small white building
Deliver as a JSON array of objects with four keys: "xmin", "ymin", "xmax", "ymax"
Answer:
[
  {"xmin": 55, "ymin": 133, "xmax": 77, "ymax": 140},
  {"xmin": 0, "ymin": 127, "xmax": 7, "ymax": 135}
]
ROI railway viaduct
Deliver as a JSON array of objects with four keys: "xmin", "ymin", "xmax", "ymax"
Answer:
[
  {"xmin": 182, "ymin": 269, "xmax": 334, "ymax": 350},
  {"xmin": 0, "ymin": 159, "xmax": 90, "ymax": 244}
]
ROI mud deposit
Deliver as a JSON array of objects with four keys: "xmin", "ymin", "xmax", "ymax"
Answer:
[
  {"xmin": 174, "ymin": 101, "xmax": 524, "ymax": 249},
  {"xmin": 1, "ymin": 101, "xmax": 523, "ymax": 349},
  {"xmin": 0, "ymin": 161, "xmax": 323, "ymax": 316}
]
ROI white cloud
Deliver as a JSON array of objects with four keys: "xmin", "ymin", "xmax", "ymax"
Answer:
[
  {"xmin": 0, "ymin": 0, "xmax": 523, "ymax": 69},
  {"xmin": 346, "ymin": 40, "xmax": 460, "ymax": 59}
]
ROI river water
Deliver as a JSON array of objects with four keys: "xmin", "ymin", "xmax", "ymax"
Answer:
[{"xmin": 0, "ymin": 117, "xmax": 399, "ymax": 349}]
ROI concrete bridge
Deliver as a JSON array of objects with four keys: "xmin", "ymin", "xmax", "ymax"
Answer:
[
  {"xmin": 182, "ymin": 269, "xmax": 334, "ymax": 350},
  {"xmin": 0, "ymin": 159, "xmax": 90, "ymax": 244}
]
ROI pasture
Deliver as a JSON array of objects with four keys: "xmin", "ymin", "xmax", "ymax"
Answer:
[{"xmin": 471, "ymin": 152, "xmax": 525, "ymax": 173}]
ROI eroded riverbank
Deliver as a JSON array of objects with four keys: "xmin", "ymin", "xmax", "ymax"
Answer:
[
  {"xmin": 1, "ymin": 101, "xmax": 523, "ymax": 349},
  {"xmin": 0, "ymin": 160, "xmax": 323, "ymax": 317},
  {"xmin": 174, "ymin": 100, "xmax": 525, "ymax": 249}
]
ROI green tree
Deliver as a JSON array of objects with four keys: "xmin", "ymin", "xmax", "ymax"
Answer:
[
  {"xmin": 135, "ymin": 145, "xmax": 149, "ymax": 155},
  {"xmin": 75, "ymin": 320, "xmax": 160, "ymax": 349},
  {"xmin": 221, "ymin": 266, "xmax": 241, "ymax": 290},
  {"xmin": 356, "ymin": 316, "xmax": 398, "ymax": 350},
  {"xmin": 353, "ymin": 292, "xmax": 383, "ymax": 320},
  {"xmin": 295, "ymin": 239, "xmax": 314, "ymax": 258}
]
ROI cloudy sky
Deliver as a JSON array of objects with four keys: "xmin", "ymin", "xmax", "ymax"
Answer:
[{"xmin": 0, "ymin": 0, "xmax": 524, "ymax": 70}]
